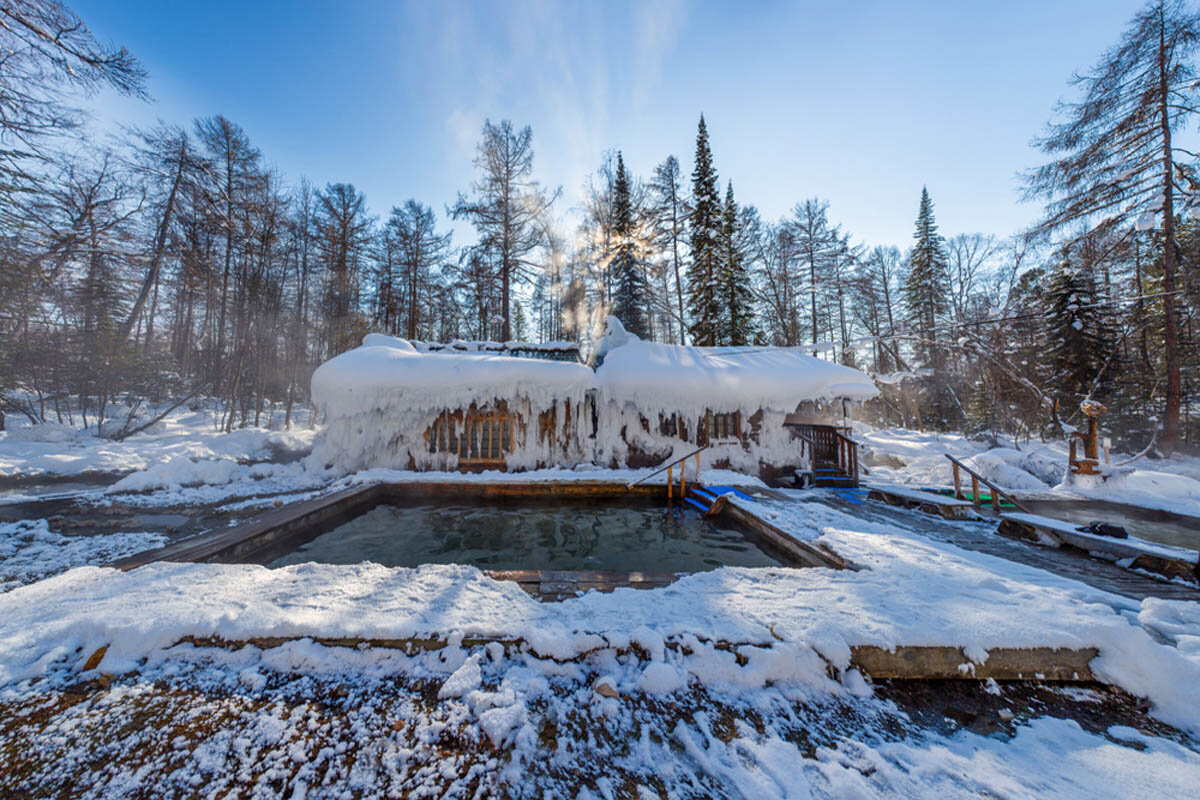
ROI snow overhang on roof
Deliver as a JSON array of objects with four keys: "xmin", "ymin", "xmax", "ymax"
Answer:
[
  {"xmin": 592, "ymin": 316, "xmax": 879, "ymax": 415},
  {"xmin": 311, "ymin": 334, "xmax": 594, "ymax": 418}
]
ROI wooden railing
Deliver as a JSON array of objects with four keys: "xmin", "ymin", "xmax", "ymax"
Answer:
[
  {"xmin": 793, "ymin": 430, "xmax": 817, "ymax": 466},
  {"xmin": 945, "ymin": 453, "xmax": 1033, "ymax": 515},
  {"xmin": 792, "ymin": 426, "xmax": 860, "ymax": 485},
  {"xmin": 627, "ymin": 445, "xmax": 708, "ymax": 501},
  {"xmin": 834, "ymin": 431, "xmax": 860, "ymax": 484}
]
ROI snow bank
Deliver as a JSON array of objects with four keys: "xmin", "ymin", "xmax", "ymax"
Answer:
[
  {"xmin": 1064, "ymin": 468, "xmax": 1200, "ymax": 519},
  {"xmin": 110, "ymin": 455, "xmax": 243, "ymax": 493},
  {"xmin": 0, "ymin": 520, "xmax": 165, "ymax": 592},
  {"xmin": 2, "ymin": 422, "xmax": 79, "ymax": 444},
  {"xmin": 3, "ymin": 498, "xmax": 1199, "ymax": 732},
  {"xmin": 0, "ymin": 408, "xmax": 315, "ymax": 482}
]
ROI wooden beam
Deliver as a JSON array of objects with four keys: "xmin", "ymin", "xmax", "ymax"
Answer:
[
  {"xmin": 850, "ymin": 645, "xmax": 1098, "ymax": 681},
  {"xmin": 143, "ymin": 636, "xmax": 1100, "ymax": 683}
]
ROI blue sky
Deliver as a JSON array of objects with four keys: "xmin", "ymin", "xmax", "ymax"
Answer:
[{"xmin": 75, "ymin": 0, "xmax": 1142, "ymax": 249}]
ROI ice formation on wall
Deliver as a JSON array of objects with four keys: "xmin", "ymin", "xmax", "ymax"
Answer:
[{"xmin": 309, "ymin": 336, "xmax": 593, "ymax": 472}]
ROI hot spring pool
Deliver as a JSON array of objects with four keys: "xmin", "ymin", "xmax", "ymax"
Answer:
[
  {"xmin": 266, "ymin": 500, "xmax": 789, "ymax": 572},
  {"xmin": 1018, "ymin": 499, "xmax": 1200, "ymax": 550}
]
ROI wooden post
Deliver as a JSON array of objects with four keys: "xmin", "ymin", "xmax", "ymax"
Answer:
[
  {"xmin": 667, "ymin": 465, "xmax": 673, "ymax": 502},
  {"xmin": 1085, "ymin": 417, "xmax": 1099, "ymax": 461},
  {"xmin": 971, "ymin": 475, "xmax": 980, "ymax": 506},
  {"xmin": 695, "ymin": 451, "xmax": 701, "ymax": 481},
  {"xmin": 680, "ymin": 459, "xmax": 687, "ymax": 498},
  {"xmin": 991, "ymin": 481, "xmax": 999, "ymax": 512},
  {"xmin": 952, "ymin": 461, "xmax": 962, "ymax": 499}
]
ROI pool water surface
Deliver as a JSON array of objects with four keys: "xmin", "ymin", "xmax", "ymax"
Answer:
[{"xmin": 267, "ymin": 501, "xmax": 788, "ymax": 572}]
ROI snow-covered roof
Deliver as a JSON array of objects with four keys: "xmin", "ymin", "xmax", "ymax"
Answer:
[
  {"xmin": 314, "ymin": 325, "xmax": 879, "ymax": 420},
  {"xmin": 594, "ymin": 317, "xmax": 879, "ymax": 415},
  {"xmin": 312, "ymin": 335, "xmax": 595, "ymax": 418}
]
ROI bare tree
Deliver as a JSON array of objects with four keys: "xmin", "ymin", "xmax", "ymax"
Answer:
[
  {"xmin": 648, "ymin": 155, "xmax": 688, "ymax": 343},
  {"xmin": 450, "ymin": 120, "xmax": 558, "ymax": 341},
  {"xmin": 945, "ymin": 233, "xmax": 998, "ymax": 322},
  {"xmin": 384, "ymin": 200, "xmax": 451, "ymax": 340},
  {"xmin": 1023, "ymin": 0, "xmax": 1200, "ymax": 454}
]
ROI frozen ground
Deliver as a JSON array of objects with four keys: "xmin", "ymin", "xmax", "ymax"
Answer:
[{"xmin": 0, "ymin": 415, "xmax": 1199, "ymax": 796}]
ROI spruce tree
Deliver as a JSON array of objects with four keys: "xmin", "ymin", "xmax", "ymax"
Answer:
[
  {"xmin": 686, "ymin": 115, "xmax": 722, "ymax": 346},
  {"xmin": 610, "ymin": 152, "xmax": 648, "ymax": 337},
  {"xmin": 1044, "ymin": 254, "xmax": 1116, "ymax": 401},
  {"xmin": 904, "ymin": 187, "xmax": 949, "ymax": 368},
  {"xmin": 717, "ymin": 181, "xmax": 756, "ymax": 345},
  {"xmin": 966, "ymin": 380, "xmax": 994, "ymax": 434}
]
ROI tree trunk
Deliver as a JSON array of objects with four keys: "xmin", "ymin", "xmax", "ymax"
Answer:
[{"xmin": 1159, "ymin": 9, "xmax": 1183, "ymax": 455}]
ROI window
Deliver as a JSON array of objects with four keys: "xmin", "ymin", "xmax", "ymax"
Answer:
[
  {"xmin": 428, "ymin": 410, "xmax": 512, "ymax": 462},
  {"xmin": 659, "ymin": 413, "xmax": 689, "ymax": 440},
  {"xmin": 708, "ymin": 411, "xmax": 741, "ymax": 442}
]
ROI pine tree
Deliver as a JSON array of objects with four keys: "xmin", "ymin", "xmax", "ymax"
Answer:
[
  {"xmin": 511, "ymin": 300, "xmax": 529, "ymax": 342},
  {"xmin": 610, "ymin": 152, "xmax": 648, "ymax": 337},
  {"xmin": 966, "ymin": 380, "xmax": 994, "ymax": 434},
  {"xmin": 717, "ymin": 181, "xmax": 756, "ymax": 345},
  {"xmin": 904, "ymin": 187, "xmax": 949, "ymax": 368},
  {"xmin": 1044, "ymin": 254, "xmax": 1116, "ymax": 401},
  {"xmin": 686, "ymin": 115, "xmax": 722, "ymax": 346}
]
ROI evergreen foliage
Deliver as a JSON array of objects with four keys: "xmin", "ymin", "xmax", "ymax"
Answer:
[
  {"xmin": 610, "ymin": 152, "xmax": 648, "ymax": 337},
  {"xmin": 966, "ymin": 380, "xmax": 994, "ymax": 434},
  {"xmin": 686, "ymin": 116, "xmax": 722, "ymax": 346},
  {"xmin": 904, "ymin": 187, "xmax": 950, "ymax": 368},
  {"xmin": 717, "ymin": 182, "xmax": 756, "ymax": 346},
  {"xmin": 1044, "ymin": 256, "xmax": 1117, "ymax": 401}
]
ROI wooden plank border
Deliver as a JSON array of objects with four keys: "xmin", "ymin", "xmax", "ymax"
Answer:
[{"xmin": 140, "ymin": 636, "xmax": 1098, "ymax": 683}]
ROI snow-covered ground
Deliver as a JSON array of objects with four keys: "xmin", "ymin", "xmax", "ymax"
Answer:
[
  {"xmin": 2, "ymin": 494, "xmax": 1199, "ymax": 796},
  {"xmin": 856, "ymin": 422, "xmax": 1200, "ymax": 518},
  {"xmin": 1, "ymin": 412, "xmax": 1199, "ymax": 795},
  {"xmin": 0, "ymin": 406, "xmax": 315, "ymax": 483}
]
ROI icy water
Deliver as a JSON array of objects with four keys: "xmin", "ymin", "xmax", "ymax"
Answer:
[
  {"xmin": 267, "ymin": 501, "xmax": 788, "ymax": 572},
  {"xmin": 1020, "ymin": 499, "xmax": 1200, "ymax": 550}
]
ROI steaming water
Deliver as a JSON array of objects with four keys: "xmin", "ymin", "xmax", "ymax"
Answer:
[
  {"xmin": 267, "ymin": 501, "xmax": 787, "ymax": 572},
  {"xmin": 1019, "ymin": 499, "xmax": 1200, "ymax": 551}
]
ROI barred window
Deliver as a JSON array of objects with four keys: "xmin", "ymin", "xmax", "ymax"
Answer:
[
  {"xmin": 428, "ymin": 411, "xmax": 512, "ymax": 461},
  {"xmin": 708, "ymin": 411, "xmax": 741, "ymax": 441}
]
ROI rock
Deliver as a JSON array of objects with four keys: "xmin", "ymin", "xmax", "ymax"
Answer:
[
  {"xmin": 594, "ymin": 677, "xmax": 620, "ymax": 698},
  {"xmin": 864, "ymin": 450, "xmax": 906, "ymax": 469}
]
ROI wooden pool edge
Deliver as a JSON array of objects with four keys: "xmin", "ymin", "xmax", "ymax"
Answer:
[
  {"xmin": 99, "ymin": 482, "xmax": 1112, "ymax": 685},
  {"xmin": 79, "ymin": 636, "xmax": 1101, "ymax": 684},
  {"xmin": 108, "ymin": 479, "xmax": 842, "ymax": 575}
]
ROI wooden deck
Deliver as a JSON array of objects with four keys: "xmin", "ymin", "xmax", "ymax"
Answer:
[{"xmin": 866, "ymin": 485, "xmax": 982, "ymax": 520}]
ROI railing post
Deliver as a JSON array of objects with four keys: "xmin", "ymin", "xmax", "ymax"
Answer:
[
  {"xmin": 952, "ymin": 461, "xmax": 962, "ymax": 500},
  {"xmin": 680, "ymin": 458, "xmax": 686, "ymax": 498},
  {"xmin": 667, "ymin": 465, "xmax": 673, "ymax": 502},
  {"xmin": 970, "ymin": 475, "xmax": 979, "ymax": 506}
]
